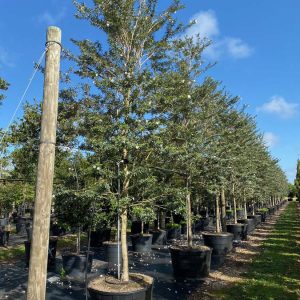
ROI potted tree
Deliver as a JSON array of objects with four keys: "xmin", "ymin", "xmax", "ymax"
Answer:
[
  {"xmin": 130, "ymin": 206, "xmax": 155, "ymax": 252},
  {"xmin": 54, "ymin": 189, "xmax": 96, "ymax": 278}
]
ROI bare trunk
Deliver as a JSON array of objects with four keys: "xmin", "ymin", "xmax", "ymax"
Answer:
[
  {"xmin": 120, "ymin": 208, "xmax": 129, "ymax": 281},
  {"xmin": 232, "ymin": 184, "xmax": 237, "ymax": 224},
  {"xmin": 244, "ymin": 202, "xmax": 247, "ymax": 219},
  {"xmin": 186, "ymin": 192, "xmax": 192, "ymax": 247},
  {"xmin": 141, "ymin": 221, "xmax": 144, "ymax": 234},
  {"xmin": 159, "ymin": 211, "xmax": 165, "ymax": 229},
  {"xmin": 220, "ymin": 188, "xmax": 226, "ymax": 231},
  {"xmin": 252, "ymin": 201, "xmax": 255, "ymax": 216},
  {"xmin": 215, "ymin": 193, "xmax": 221, "ymax": 233},
  {"xmin": 76, "ymin": 227, "xmax": 81, "ymax": 254}
]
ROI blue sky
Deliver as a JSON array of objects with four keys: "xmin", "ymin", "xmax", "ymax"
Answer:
[{"xmin": 0, "ymin": 0, "xmax": 299, "ymax": 182}]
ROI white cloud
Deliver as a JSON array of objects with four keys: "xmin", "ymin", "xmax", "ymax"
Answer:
[
  {"xmin": 185, "ymin": 10, "xmax": 253, "ymax": 60},
  {"xmin": 186, "ymin": 10, "xmax": 219, "ymax": 39},
  {"xmin": 225, "ymin": 37, "xmax": 253, "ymax": 59},
  {"xmin": 37, "ymin": 8, "xmax": 66, "ymax": 26},
  {"xmin": 263, "ymin": 132, "xmax": 279, "ymax": 148},
  {"xmin": 257, "ymin": 96, "xmax": 298, "ymax": 118}
]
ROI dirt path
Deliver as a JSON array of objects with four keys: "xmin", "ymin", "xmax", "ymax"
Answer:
[{"xmin": 189, "ymin": 203, "xmax": 289, "ymax": 300}]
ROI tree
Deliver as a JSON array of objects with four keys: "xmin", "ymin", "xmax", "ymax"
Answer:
[
  {"xmin": 0, "ymin": 77, "xmax": 9, "ymax": 105},
  {"xmin": 69, "ymin": 0, "xmax": 187, "ymax": 281},
  {"xmin": 294, "ymin": 159, "xmax": 300, "ymax": 201}
]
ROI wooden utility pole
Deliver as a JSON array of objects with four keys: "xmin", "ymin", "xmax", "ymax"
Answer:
[{"xmin": 26, "ymin": 26, "xmax": 61, "ymax": 300}]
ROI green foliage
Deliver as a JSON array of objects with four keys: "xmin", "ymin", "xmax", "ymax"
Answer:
[
  {"xmin": 131, "ymin": 206, "xmax": 156, "ymax": 224},
  {"xmin": 54, "ymin": 188, "xmax": 111, "ymax": 230},
  {"xmin": 0, "ymin": 77, "xmax": 9, "ymax": 104},
  {"xmin": 294, "ymin": 160, "xmax": 300, "ymax": 200},
  {"xmin": 0, "ymin": 183, "xmax": 34, "ymax": 216},
  {"xmin": 166, "ymin": 223, "xmax": 180, "ymax": 229}
]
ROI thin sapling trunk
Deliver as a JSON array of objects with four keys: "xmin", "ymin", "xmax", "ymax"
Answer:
[
  {"xmin": 220, "ymin": 187, "xmax": 226, "ymax": 231},
  {"xmin": 232, "ymin": 183, "xmax": 237, "ymax": 224},
  {"xmin": 186, "ymin": 176, "xmax": 192, "ymax": 247},
  {"xmin": 215, "ymin": 193, "xmax": 221, "ymax": 233}
]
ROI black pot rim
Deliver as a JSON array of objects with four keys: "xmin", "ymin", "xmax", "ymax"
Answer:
[
  {"xmin": 170, "ymin": 245, "xmax": 211, "ymax": 252},
  {"xmin": 202, "ymin": 231, "xmax": 233, "ymax": 237}
]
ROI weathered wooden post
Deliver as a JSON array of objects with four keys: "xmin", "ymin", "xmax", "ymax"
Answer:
[{"xmin": 26, "ymin": 26, "xmax": 61, "ymax": 300}]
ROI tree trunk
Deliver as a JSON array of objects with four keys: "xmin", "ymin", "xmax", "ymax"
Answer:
[
  {"xmin": 215, "ymin": 193, "xmax": 221, "ymax": 233},
  {"xmin": 244, "ymin": 202, "xmax": 247, "ymax": 219},
  {"xmin": 220, "ymin": 187, "xmax": 226, "ymax": 231},
  {"xmin": 159, "ymin": 211, "xmax": 165, "ymax": 229},
  {"xmin": 232, "ymin": 184, "xmax": 237, "ymax": 224},
  {"xmin": 186, "ymin": 192, "xmax": 192, "ymax": 247},
  {"xmin": 120, "ymin": 208, "xmax": 129, "ymax": 282},
  {"xmin": 77, "ymin": 227, "xmax": 81, "ymax": 255},
  {"xmin": 141, "ymin": 221, "xmax": 144, "ymax": 234}
]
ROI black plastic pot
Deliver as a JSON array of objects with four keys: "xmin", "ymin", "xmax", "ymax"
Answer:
[
  {"xmin": 166, "ymin": 227, "xmax": 181, "ymax": 240},
  {"xmin": 131, "ymin": 234, "xmax": 153, "ymax": 252},
  {"xmin": 181, "ymin": 224, "xmax": 187, "ymax": 234},
  {"xmin": 170, "ymin": 245, "xmax": 212, "ymax": 279},
  {"xmin": 90, "ymin": 229, "xmax": 111, "ymax": 247},
  {"xmin": 226, "ymin": 212, "xmax": 233, "ymax": 220},
  {"xmin": 194, "ymin": 220, "xmax": 204, "ymax": 233},
  {"xmin": 88, "ymin": 273, "xmax": 153, "ymax": 300},
  {"xmin": 62, "ymin": 251, "xmax": 94, "ymax": 277},
  {"xmin": 24, "ymin": 237, "xmax": 57, "ymax": 267},
  {"xmin": 103, "ymin": 241, "xmax": 122, "ymax": 271},
  {"xmin": 254, "ymin": 214, "xmax": 262, "ymax": 226},
  {"xmin": 236, "ymin": 210, "xmax": 244, "ymax": 219},
  {"xmin": 247, "ymin": 215, "xmax": 261, "ymax": 227},
  {"xmin": 26, "ymin": 226, "xmax": 32, "ymax": 241},
  {"xmin": 202, "ymin": 232, "xmax": 233, "ymax": 267},
  {"xmin": 150, "ymin": 230, "xmax": 167, "ymax": 245},
  {"xmin": 226, "ymin": 224, "xmax": 244, "ymax": 242},
  {"xmin": 238, "ymin": 218, "xmax": 255, "ymax": 234},
  {"xmin": 257, "ymin": 212, "xmax": 267, "ymax": 222},
  {"xmin": 16, "ymin": 222, "xmax": 27, "ymax": 235}
]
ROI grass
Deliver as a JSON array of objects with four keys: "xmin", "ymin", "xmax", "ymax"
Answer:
[
  {"xmin": 213, "ymin": 202, "xmax": 300, "ymax": 300},
  {"xmin": 0, "ymin": 245, "xmax": 25, "ymax": 263}
]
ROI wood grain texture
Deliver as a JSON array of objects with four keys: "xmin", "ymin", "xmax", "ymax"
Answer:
[{"xmin": 26, "ymin": 26, "xmax": 61, "ymax": 300}]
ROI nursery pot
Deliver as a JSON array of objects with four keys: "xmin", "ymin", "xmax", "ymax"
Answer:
[
  {"xmin": 236, "ymin": 209, "xmax": 244, "ymax": 219},
  {"xmin": 238, "ymin": 218, "xmax": 255, "ymax": 234},
  {"xmin": 181, "ymin": 224, "xmax": 187, "ymax": 235},
  {"xmin": 90, "ymin": 229, "xmax": 111, "ymax": 247},
  {"xmin": 169, "ymin": 245, "xmax": 212, "ymax": 280},
  {"xmin": 103, "ymin": 241, "xmax": 122, "ymax": 271},
  {"xmin": 62, "ymin": 251, "xmax": 94, "ymax": 277},
  {"xmin": 24, "ymin": 237, "xmax": 57, "ymax": 267},
  {"xmin": 166, "ymin": 227, "xmax": 181, "ymax": 240},
  {"xmin": 88, "ymin": 273, "xmax": 153, "ymax": 300},
  {"xmin": 202, "ymin": 232, "xmax": 233, "ymax": 267},
  {"xmin": 150, "ymin": 230, "xmax": 167, "ymax": 245},
  {"xmin": 26, "ymin": 226, "xmax": 32, "ymax": 241},
  {"xmin": 131, "ymin": 234, "xmax": 153, "ymax": 252},
  {"xmin": 253, "ymin": 214, "xmax": 262, "ymax": 226},
  {"xmin": 257, "ymin": 212, "xmax": 267, "ymax": 222},
  {"xmin": 226, "ymin": 224, "xmax": 244, "ymax": 242}
]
